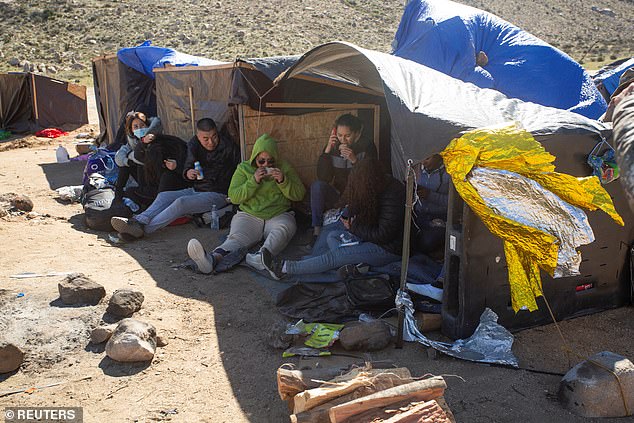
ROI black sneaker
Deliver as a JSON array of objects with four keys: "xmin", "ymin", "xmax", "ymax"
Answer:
[
  {"xmin": 111, "ymin": 216, "xmax": 144, "ymax": 238},
  {"xmin": 337, "ymin": 263, "xmax": 370, "ymax": 280},
  {"xmin": 260, "ymin": 247, "xmax": 285, "ymax": 280}
]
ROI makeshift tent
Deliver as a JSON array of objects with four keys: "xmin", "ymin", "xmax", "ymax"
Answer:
[
  {"xmin": 392, "ymin": 0, "xmax": 607, "ymax": 119},
  {"xmin": 0, "ymin": 72, "xmax": 88, "ymax": 133},
  {"xmin": 92, "ymin": 42, "xmax": 224, "ymax": 146},
  {"xmin": 270, "ymin": 41, "xmax": 633, "ymax": 336}
]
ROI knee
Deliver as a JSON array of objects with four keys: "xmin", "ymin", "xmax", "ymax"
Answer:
[{"xmin": 311, "ymin": 180, "xmax": 329, "ymax": 196}]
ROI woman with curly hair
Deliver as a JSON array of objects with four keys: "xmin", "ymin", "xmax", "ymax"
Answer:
[{"xmin": 259, "ymin": 157, "xmax": 405, "ymax": 279}]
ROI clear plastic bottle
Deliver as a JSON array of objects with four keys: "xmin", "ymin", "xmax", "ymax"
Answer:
[
  {"xmin": 56, "ymin": 145, "xmax": 70, "ymax": 163},
  {"xmin": 210, "ymin": 204, "xmax": 220, "ymax": 230}
]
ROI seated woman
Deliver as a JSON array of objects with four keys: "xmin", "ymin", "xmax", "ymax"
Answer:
[
  {"xmin": 114, "ymin": 111, "xmax": 162, "ymax": 209},
  {"xmin": 413, "ymin": 153, "xmax": 448, "ymax": 255},
  {"xmin": 260, "ymin": 157, "xmax": 405, "ymax": 280},
  {"xmin": 311, "ymin": 114, "xmax": 376, "ymax": 236},
  {"xmin": 136, "ymin": 133, "xmax": 191, "ymax": 194},
  {"xmin": 187, "ymin": 134, "xmax": 306, "ymax": 274}
]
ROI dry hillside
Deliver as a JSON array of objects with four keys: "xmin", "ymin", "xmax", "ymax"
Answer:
[{"xmin": 0, "ymin": 0, "xmax": 633, "ymax": 84}]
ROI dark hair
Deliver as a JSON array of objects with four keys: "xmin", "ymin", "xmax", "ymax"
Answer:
[
  {"xmin": 125, "ymin": 111, "xmax": 148, "ymax": 137},
  {"xmin": 143, "ymin": 142, "xmax": 164, "ymax": 186},
  {"xmin": 196, "ymin": 118, "xmax": 217, "ymax": 132},
  {"xmin": 335, "ymin": 114, "xmax": 363, "ymax": 133},
  {"xmin": 340, "ymin": 157, "xmax": 389, "ymax": 226}
]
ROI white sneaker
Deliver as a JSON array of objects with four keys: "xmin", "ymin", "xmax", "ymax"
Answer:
[
  {"xmin": 187, "ymin": 239, "xmax": 214, "ymax": 274},
  {"xmin": 245, "ymin": 251, "xmax": 266, "ymax": 270}
]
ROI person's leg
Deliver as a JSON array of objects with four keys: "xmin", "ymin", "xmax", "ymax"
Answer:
[
  {"xmin": 261, "ymin": 211, "xmax": 297, "ymax": 256},
  {"xmin": 144, "ymin": 191, "xmax": 227, "ymax": 234},
  {"xmin": 306, "ymin": 220, "xmax": 345, "ymax": 258},
  {"xmin": 189, "ymin": 211, "xmax": 264, "ymax": 274},
  {"xmin": 134, "ymin": 188, "xmax": 194, "ymax": 225},
  {"xmin": 310, "ymin": 181, "xmax": 340, "ymax": 230},
  {"xmin": 284, "ymin": 242, "xmax": 400, "ymax": 275}
]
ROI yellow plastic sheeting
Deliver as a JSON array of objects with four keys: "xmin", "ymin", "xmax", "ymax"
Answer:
[{"xmin": 441, "ymin": 124, "xmax": 623, "ymax": 312}]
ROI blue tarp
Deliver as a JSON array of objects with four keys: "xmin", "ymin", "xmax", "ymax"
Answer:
[
  {"xmin": 117, "ymin": 41, "xmax": 225, "ymax": 79},
  {"xmin": 594, "ymin": 57, "xmax": 634, "ymax": 97},
  {"xmin": 392, "ymin": 0, "xmax": 607, "ymax": 119}
]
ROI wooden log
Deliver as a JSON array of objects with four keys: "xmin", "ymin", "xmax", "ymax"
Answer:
[
  {"xmin": 292, "ymin": 369, "xmax": 413, "ymax": 414},
  {"xmin": 289, "ymin": 369, "xmax": 413, "ymax": 423},
  {"xmin": 381, "ymin": 399, "xmax": 450, "ymax": 423},
  {"xmin": 277, "ymin": 363, "xmax": 400, "ymax": 400},
  {"xmin": 328, "ymin": 377, "xmax": 446, "ymax": 423}
]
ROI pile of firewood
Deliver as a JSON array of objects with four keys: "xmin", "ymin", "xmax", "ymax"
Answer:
[{"xmin": 277, "ymin": 364, "xmax": 455, "ymax": 423}]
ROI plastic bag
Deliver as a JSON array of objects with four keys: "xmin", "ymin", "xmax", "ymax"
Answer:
[{"xmin": 83, "ymin": 148, "xmax": 118, "ymax": 185}]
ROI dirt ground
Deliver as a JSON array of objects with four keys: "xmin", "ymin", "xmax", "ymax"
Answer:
[{"xmin": 0, "ymin": 128, "xmax": 633, "ymax": 423}]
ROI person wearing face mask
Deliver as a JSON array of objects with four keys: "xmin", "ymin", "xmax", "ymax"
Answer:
[
  {"xmin": 110, "ymin": 118, "xmax": 240, "ymax": 239},
  {"xmin": 113, "ymin": 111, "xmax": 163, "ymax": 209},
  {"xmin": 186, "ymin": 133, "xmax": 306, "ymax": 274},
  {"xmin": 310, "ymin": 113, "xmax": 377, "ymax": 237}
]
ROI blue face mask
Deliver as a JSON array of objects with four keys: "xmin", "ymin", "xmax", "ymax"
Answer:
[{"xmin": 133, "ymin": 127, "xmax": 149, "ymax": 139}]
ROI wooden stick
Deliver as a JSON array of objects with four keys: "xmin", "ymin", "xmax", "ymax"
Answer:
[
  {"xmin": 328, "ymin": 377, "xmax": 446, "ymax": 423},
  {"xmin": 265, "ymin": 102, "xmax": 377, "ymax": 110},
  {"xmin": 396, "ymin": 160, "xmax": 415, "ymax": 348},
  {"xmin": 188, "ymin": 86, "xmax": 195, "ymax": 135},
  {"xmin": 293, "ymin": 370, "xmax": 413, "ymax": 414},
  {"xmin": 289, "ymin": 369, "xmax": 413, "ymax": 423}
]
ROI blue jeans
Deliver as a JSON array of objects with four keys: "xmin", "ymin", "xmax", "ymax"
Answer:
[
  {"xmin": 310, "ymin": 180, "xmax": 340, "ymax": 227},
  {"xmin": 134, "ymin": 188, "xmax": 227, "ymax": 234},
  {"xmin": 285, "ymin": 229, "xmax": 400, "ymax": 275}
]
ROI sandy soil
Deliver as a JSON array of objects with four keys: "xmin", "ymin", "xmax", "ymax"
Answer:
[{"xmin": 0, "ymin": 130, "xmax": 632, "ymax": 422}]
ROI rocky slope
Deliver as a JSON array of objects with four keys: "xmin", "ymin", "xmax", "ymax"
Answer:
[{"xmin": 0, "ymin": 0, "xmax": 632, "ymax": 83}]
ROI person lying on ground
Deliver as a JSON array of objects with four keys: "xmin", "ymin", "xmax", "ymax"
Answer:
[
  {"xmin": 113, "ymin": 111, "xmax": 163, "ymax": 208},
  {"xmin": 310, "ymin": 113, "xmax": 377, "ymax": 237},
  {"xmin": 187, "ymin": 134, "xmax": 306, "ymax": 274},
  {"xmin": 413, "ymin": 153, "xmax": 449, "ymax": 255},
  {"xmin": 259, "ymin": 157, "xmax": 405, "ymax": 280},
  {"xmin": 110, "ymin": 118, "xmax": 240, "ymax": 238}
]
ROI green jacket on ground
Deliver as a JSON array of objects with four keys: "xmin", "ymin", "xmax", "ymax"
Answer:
[{"xmin": 228, "ymin": 134, "xmax": 306, "ymax": 219}]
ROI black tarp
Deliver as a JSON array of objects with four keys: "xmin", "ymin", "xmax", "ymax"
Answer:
[
  {"xmin": 0, "ymin": 73, "xmax": 87, "ymax": 133},
  {"xmin": 0, "ymin": 73, "xmax": 33, "ymax": 132}
]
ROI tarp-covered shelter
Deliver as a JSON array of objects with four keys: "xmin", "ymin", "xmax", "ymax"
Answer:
[
  {"xmin": 269, "ymin": 41, "xmax": 633, "ymax": 337},
  {"xmin": 92, "ymin": 42, "xmax": 225, "ymax": 147},
  {"xmin": 392, "ymin": 0, "xmax": 607, "ymax": 119},
  {"xmin": 0, "ymin": 72, "xmax": 88, "ymax": 133},
  {"xmin": 593, "ymin": 57, "xmax": 634, "ymax": 101}
]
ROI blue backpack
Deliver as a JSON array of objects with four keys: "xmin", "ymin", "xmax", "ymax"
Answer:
[{"xmin": 83, "ymin": 149, "xmax": 118, "ymax": 185}]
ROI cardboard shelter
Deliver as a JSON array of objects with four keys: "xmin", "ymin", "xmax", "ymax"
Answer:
[{"xmin": 0, "ymin": 72, "xmax": 88, "ymax": 133}]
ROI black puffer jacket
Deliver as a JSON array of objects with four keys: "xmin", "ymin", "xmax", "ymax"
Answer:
[
  {"xmin": 350, "ymin": 177, "xmax": 405, "ymax": 255},
  {"xmin": 134, "ymin": 134, "xmax": 191, "ymax": 192},
  {"xmin": 183, "ymin": 135, "xmax": 241, "ymax": 194}
]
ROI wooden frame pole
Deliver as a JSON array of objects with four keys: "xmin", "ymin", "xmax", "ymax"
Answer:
[
  {"xmin": 188, "ymin": 86, "xmax": 195, "ymax": 136},
  {"xmin": 396, "ymin": 159, "xmax": 415, "ymax": 349}
]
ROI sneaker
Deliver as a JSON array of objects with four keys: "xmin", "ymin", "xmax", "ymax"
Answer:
[
  {"xmin": 187, "ymin": 239, "xmax": 215, "ymax": 274},
  {"xmin": 245, "ymin": 251, "xmax": 266, "ymax": 271},
  {"xmin": 111, "ymin": 217, "xmax": 144, "ymax": 238},
  {"xmin": 260, "ymin": 247, "xmax": 285, "ymax": 280}
]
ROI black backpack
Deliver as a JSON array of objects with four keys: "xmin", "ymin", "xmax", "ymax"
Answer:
[{"xmin": 81, "ymin": 186, "xmax": 132, "ymax": 232}]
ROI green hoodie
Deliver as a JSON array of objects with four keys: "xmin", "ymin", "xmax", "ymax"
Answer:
[{"xmin": 228, "ymin": 134, "xmax": 306, "ymax": 219}]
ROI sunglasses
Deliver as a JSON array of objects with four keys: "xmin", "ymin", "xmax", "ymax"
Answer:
[{"xmin": 257, "ymin": 158, "xmax": 275, "ymax": 165}]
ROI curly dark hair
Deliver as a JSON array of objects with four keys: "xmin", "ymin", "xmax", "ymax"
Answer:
[
  {"xmin": 124, "ymin": 111, "xmax": 148, "ymax": 137},
  {"xmin": 339, "ymin": 157, "xmax": 389, "ymax": 226}
]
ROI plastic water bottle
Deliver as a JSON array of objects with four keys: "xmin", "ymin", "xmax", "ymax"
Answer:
[
  {"xmin": 210, "ymin": 204, "xmax": 220, "ymax": 230},
  {"xmin": 194, "ymin": 161, "xmax": 204, "ymax": 180},
  {"xmin": 56, "ymin": 145, "xmax": 70, "ymax": 163},
  {"xmin": 123, "ymin": 197, "xmax": 140, "ymax": 213}
]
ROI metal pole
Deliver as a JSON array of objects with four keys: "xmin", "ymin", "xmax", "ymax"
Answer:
[{"xmin": 396, "ymin": 159, "xmax": 415, "ymax": 349}]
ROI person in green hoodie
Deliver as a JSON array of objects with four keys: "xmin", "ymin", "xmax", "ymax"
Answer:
[{"xmin": 187, "ymin": 134, "xmax": 306, "ymax": 274}]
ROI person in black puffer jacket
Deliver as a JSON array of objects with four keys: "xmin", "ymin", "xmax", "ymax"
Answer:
[
  {"xmin": 136, "ymin": 133, "xmax": 192, "ymax": 193},
  {"xmin": 260, "ymin": 157, "xmax": 404, "ymax": 280}
]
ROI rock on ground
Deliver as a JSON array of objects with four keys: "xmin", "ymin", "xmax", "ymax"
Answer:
[
  {"xmin": 339, "ymin": 320, "xmax": 393, "ymax": 351},
  {"xmin": 106, "ymin": 289, "xmax": 144, "ymax": 317},
  {"xmin": 105, "ymin": 318, "xmax": 157, "ymax": 363},
  {"xmin": 91, "ymin": 324, "xmax": 117, "ymax": 344},
  {"xmin": 559, "ymin": 351, "xmax": 634, "ymax": 418},
  {"xmin": 58, "ymin": 273, "xmax": 106, "ymax": 305},
  {"xmin": 0, "ymin": 343, "xmax": 24, "ymax": 373}
]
